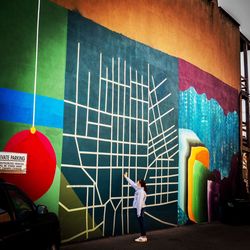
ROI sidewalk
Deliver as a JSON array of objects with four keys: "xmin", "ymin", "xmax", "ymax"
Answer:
[{"xmin": 61, "ymin": 223, "xmax": 250, "ymax": 250}]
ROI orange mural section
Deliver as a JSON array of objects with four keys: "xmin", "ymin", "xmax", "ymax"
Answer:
[
  {"xmin": 187, "ymin": 147, "xmax": 209, "ymax": 222},
  {"xmin": 51, "ymin": 0, "xmax": 240, "ymax": 90},
  {"xmin": 196, "ymin": 150, "xmax": 209, "ymax": 168}
]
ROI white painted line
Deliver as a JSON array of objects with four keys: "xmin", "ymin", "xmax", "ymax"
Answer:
[
  {"xmin": 63, "ymin": 132, "xmax": 147, "ymax": 146},
  {"xmin": 149, "ymin": 107, "xmax": 174, "ymax": 126},
  {"xmin": 144, "ymin": 211, "xmax": 177, "ymax": 227},
  {"xmin": 105, "ymin": 67, "xmax": 108, "ymax": 112},
  {"xmin": 131, "ymin": 97, "xmax": 148, "ymax": 104},
  {"xmin": 88, "ymin": 121, "xmax": 111, "ymax": 128},
  {"xmin": 100, "ymin": 77, "xmax": 130, "ymax": 88},
  {"xmin": 32, "ymin": 0, "xmax": 41, "ymax": 128},
  {"xmin": 131, "ymin": 80, "xmax": 148, "ymax": 88},
  {"xmin": 149, "ymin": 125, "xmax": 175, "ymax": 143},
  {"xmin": 149, "ymin": 93, "xmax": 172, "ymax": 110},
  {"xmin": 150, "ymin": 174, "xmax": 178, "ymax": 179},
  {"xmin": 61, "ymin": 221, "xmax": 104, "ymax": 243},
  {"xmin": 86, "ymin": 72, "xmax": 91, "ymax": 136},
  {"xmin": 67, "ymin": 185, "xmax": 94, "ymax": 188},
  {"xmin": 149, "ymin": 77, "xmax": 167, "ymax": 94},
  {"xmin": 64, "ymin": 99, "xmax": 148, "ymax": 123},
  {"xmin": 148, "ymin": 129, "xmax": 177, "ymax": 150},
  {"xmin": 74, "ymin": 42, "xmax": 80, "ymax": 136}
]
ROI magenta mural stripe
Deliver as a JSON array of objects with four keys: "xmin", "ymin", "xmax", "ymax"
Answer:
[{"xmin": 178, "ymin": 59, "xmax": 238, "ymax": 114}]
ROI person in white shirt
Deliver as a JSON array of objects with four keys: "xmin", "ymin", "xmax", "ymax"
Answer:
[{"xmin": 123, "ymin": 172, "xmax": 147, "ymax": 242}]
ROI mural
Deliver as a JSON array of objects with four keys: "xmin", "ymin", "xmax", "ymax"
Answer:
[
  {"xmin": 0, "ymin": 0, "xmax": 67, "ymax": 213},
  {"xmin": 178, "ymin": 60, "xmax": 239, "ymax": 225},
  {"xmin": 178, "ymin": 129, "xmax": 210, "ymax": 223},
  {"xmin": 60, "ymin": 12, "xmax": 179, "ymax": 242},
  {"xmin": 0, "ymin": 0, "xmax": 240, "ymax": 244},
  {"xmin": 1, "ymin": 129, "xmax": 56, "ymax": 201}
]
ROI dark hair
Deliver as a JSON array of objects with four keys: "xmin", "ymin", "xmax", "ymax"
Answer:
[{"xmin": 139, "ymin": 179, "xmax": 147, "ymax": 193}]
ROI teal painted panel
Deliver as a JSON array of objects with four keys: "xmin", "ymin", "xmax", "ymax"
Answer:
[{"xmin": 60, "ymin": 12, "xmax": 179, "ymax": 242}]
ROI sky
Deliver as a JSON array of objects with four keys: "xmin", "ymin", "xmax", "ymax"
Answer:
[{"xmin": 218, "ymin": 0, "xmax": 250, "ymax": 40}]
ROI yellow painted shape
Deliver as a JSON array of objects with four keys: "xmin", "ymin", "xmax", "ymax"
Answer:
[
  {"xmin": 187, "ymin": 146, "xmax": 209, "ymax": 222},
  {"xmin": 30, "ymin": 126, "xmax": 36, "ymax": 134},
  {"xmin": 59, "ymin": 174, "xmax": 102, "ymax": 241}
]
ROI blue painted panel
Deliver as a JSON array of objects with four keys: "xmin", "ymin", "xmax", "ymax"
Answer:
[
  {"xmin": 0, "ymin": 87, "xmax": 64, "ymax": 129},
  {"xmin": 179, "ymin": 87, "xmax": 239, "ymax": 177}
]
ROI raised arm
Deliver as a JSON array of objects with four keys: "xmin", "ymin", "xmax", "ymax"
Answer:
[{"xmin": 123, "ymin": 172, "xmax": 138, "ymax": 190}]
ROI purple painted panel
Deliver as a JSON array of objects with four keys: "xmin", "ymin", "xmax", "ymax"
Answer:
[{"xmin": 179, "ymin": 59, "xmax": 239, "ymax": 114}]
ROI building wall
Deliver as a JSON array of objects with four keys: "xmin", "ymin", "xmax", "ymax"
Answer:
[
  {"xmin": 0, "ymin": 0, "xmax": 240, "ymax": 244},
  {"xmin": 60, "ymin": 12, "xmax": 180, "ymax": 242},
  {"xmin": 52, "ymin": 0, "xmax": 241, "ymax": 90},
  {"xmin": 0, "ymin": 0, "xmax": 67, "ymax": 213}
]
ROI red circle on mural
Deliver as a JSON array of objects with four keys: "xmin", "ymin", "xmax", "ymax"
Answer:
[{"xmin": 0, "ymin": 129, "xmax": 56, "ymax": 201}]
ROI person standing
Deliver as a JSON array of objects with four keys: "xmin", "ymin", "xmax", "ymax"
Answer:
[{"xmin": 123, "ymin": 172, "xmax": 147, "ymax": 242}]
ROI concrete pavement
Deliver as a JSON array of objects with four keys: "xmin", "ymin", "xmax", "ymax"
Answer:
[{"xmin": 61, "ymin": 223, "xmax": 250, "ymax": 250}]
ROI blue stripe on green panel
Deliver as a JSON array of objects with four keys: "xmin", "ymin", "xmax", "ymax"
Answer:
[{"xmin": 0, "ymin": 87, "xmax": 64, "ymax": 129}]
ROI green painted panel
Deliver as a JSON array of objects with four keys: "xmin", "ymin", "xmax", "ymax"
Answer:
[
  {"xmin": 0, "ymin": 121, "xmax": 62, "ymax": 165},
  {"xmin": 0, "ymin": 0, "xmax": 67, "ymax": 214},
  {"xmin": 37, "ymin": 0, "xmax": 67, "ymax": 99},
  {"xmin": 0, "ymin": 0, "xmax": 67, "ymax": 100},
  {"xmin": 59, "ymin": 174, "xmax": 102, "ymax": 242},
  {"xmin": 0, "ymin": 0, "xmax": 37, "ymax": 92},
  {"xmin": 192, "ymin": 160, "xmax": 210, "ymax": 223},
  {"xmin": 0, "ymin": 121, "xmax": 30, "ymax": 149},
  {"xmin": 36, "ymin": 166, "xmax": 61, "ymax": 214},
  {"xmin": 0, "ymin": 120, "xmax": 63, "ymax": 214}
]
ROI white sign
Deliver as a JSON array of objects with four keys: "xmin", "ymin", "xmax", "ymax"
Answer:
[{"xmin": 0, "ymin": 152, "xmax": 27, "ymax": 174}]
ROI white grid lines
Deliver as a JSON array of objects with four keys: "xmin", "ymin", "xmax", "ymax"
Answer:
[{"xmin": 61, "ymin": 47, "xmax": 179, "ymax": 240}]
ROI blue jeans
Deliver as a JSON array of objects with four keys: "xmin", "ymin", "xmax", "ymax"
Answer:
[{"xmin": 136, "ymin": 208, "xmax": 146, "ymax": 236}]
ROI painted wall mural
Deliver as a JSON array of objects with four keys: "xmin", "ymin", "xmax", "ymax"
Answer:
[
  {"xmin": 0, "ymin": 0, "xmax": 67, "ymax": 213},
  {"xmin": 60, "ymin": 12, "xmax": 179, "ymax": 242},
  {"xmin": 2, "ymin": 129, "xmax": 57, "ymax": 201},
  {"xmin": 178, "ymin": 60, "xmax": 239, "ymax": 225},
  {"xmin": 0, "ymin": 0, "xmax": 240, "ymax": 244}
]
